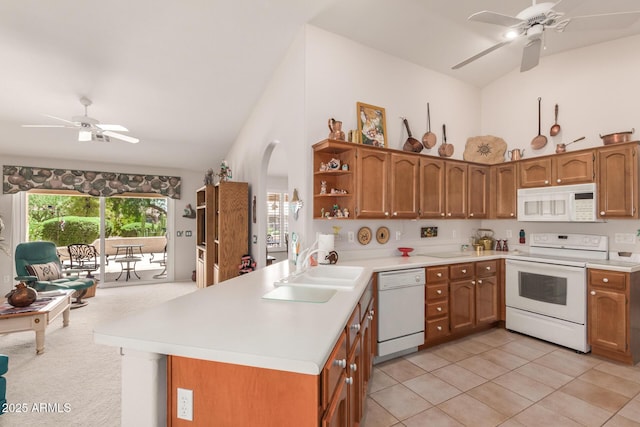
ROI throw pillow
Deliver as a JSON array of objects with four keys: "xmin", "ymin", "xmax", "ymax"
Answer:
[{"xmin": 25, "ymin": 262, "xmax": 62, "ymax": 281}]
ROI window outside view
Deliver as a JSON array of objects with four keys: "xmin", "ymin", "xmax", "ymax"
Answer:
[{"xmin": 27, "ymin": 193, "xmax": 168, "ymax": 282}]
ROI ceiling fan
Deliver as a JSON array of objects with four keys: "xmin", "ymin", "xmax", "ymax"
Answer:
[
  {"xmin": 22, "ymin": 96, "xmax": 139, "ymax": 144},
  {"xmin": 452, "ymin": 0, "xmax": 640, "ymax": 72}
]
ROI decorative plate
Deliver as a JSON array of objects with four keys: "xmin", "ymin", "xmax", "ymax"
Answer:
[
  {"xmin": 376, "ymin": 226, "xmax": 390, "ymax": 244},
  {"xmin": 357, "ymin": 227, "xmax": 372, "ymax": 245}
]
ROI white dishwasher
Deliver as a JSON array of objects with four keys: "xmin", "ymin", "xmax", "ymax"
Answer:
[{"xmin": 376, "ymin": 268, "xmax": 425, "ymax": 359}]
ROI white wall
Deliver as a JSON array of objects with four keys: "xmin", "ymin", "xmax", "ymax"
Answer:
[
  {"xmin": 479, "ymin": 34, "xmax": 640, "ymax": 254},
  {"xmin": 224, "ymin": 28, "xmax": 307, "ymax": 267},
  {"xmin": 0, "ymin": 155, "xmax": 202, "ymax": 294}
]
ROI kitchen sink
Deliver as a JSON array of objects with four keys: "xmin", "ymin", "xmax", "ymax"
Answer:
[{"xmin": 275, "ymin": 265, "xmax": 365, "ymax": 290}]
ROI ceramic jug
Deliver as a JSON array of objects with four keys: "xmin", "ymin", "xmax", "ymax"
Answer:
[
  {"xmin": 328, "ymin": 118, "xmax": 345, "ymax": 141},
  {"xmin": 508, "ymin": 149, "xmax": 524, "ymax": 161}
]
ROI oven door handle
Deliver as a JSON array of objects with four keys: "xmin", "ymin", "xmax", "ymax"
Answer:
[{"xmin": 506, "ymin": 258, "xmax": 585, "ymax": 271}]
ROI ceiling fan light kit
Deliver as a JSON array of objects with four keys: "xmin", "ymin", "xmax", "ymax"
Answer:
[
  {"xmin": 22, "ymin": 96, "xmax": 140, "ymax": 144},
  {"xmin": 453, "ymin": 0, "xmax": 640, "ymax": 73}
]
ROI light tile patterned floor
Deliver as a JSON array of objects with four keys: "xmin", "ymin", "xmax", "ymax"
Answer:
[{"xmin": 365, "ymin": 329, "xmax": 640, "ymax": 426}]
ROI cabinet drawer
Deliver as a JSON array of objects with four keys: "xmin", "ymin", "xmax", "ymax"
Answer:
[
  {"xmin": 426, "ymin": 266, "xmax": 448, "ymax": 283},
  {"xmin": 426, "ymin": 284, "xmax": 448, "ymax": 300},
  {"xmin": 589, "ymin": 270, "xmax": 626, "ymax": 291},
  {"xmin": 426, "ymin": 301, "xmax": 448, "ymax": 318},
  {"xmin": 322, "ymin": 330, "xmax": 347, "ymax": 409},
  {"xmin": 449, "ymin": 263, "xmax": 474, "ymax": 280},
  {"xmin": 426, "ymin": 318, "xmax": 450, "ymax": 339},
  {"xmin": 476, "ymin": 260, "xmax": 498, "ymax": 277},
  {"xmin": 346, "ymin": 305, "xmax": 361, "ymax": 352}
]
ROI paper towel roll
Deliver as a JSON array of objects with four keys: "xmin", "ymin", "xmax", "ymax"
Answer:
[{"xmin": 318, "ymin": 234, "xmax": 335, "ymax": 265}]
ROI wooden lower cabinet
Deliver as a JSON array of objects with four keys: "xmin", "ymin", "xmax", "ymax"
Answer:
[
  {"xmin": 423, "ymin": 260, "xmax": 499, "ymax": 348},
  {"xmin": 588, "ymin": 269, "xmax": 640, "ymax": 364}
]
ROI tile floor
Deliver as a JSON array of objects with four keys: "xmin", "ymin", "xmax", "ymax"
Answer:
[{"xmin": 364, "ymin": 328, "xmax": 640, "ymax": 426}]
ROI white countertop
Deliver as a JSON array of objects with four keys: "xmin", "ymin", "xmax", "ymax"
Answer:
[{"xmin": 94, "ymin": 250, "xmax": 640, "ymax": 376}]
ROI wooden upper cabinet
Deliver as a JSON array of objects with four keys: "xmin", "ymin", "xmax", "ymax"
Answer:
[
  {"xmin": 468, "ymin": 164, "xmax": 489, "ymax": 219},
  {"xmin": 491, "ymin": 163, "xmax": 517, "ymax": 219},
  {"xmin": 356, "ymin": 147, "xmax": 389, "ymax": 218},
  {"xmin": 519, "ymin": 151, "xmax": 595, "ymax": 188},
  {"xmin": 598, "ymin": 144, "xmax": 639, "ymax": 218},
  {"xmin": 519, "ymin": 157, "xmax": 552, "ymax": 188},
  {"xmin": 445, "ymin": 162, "xmax": 468, "ymax": 218},
  {"xmin": 390, "ymin": 153, "xmax": 419, "ymax": 218},
  {"xmin": 419, "ymin": 157, "xmax": 446, "ymax": 218},
  {"xmin": 554, "ymin": 150, "xmax": 595, "ymax": 185}
]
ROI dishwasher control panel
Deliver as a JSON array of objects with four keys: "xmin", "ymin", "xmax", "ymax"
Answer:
[{"xmin": 378, "ymin": 268, "xmax": 426, "ymax": 290}]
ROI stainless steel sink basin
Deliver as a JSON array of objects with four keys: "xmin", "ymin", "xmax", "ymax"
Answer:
[{"xmin": 276, "ymin": 265, "xmax": 365, "ymax": 290}]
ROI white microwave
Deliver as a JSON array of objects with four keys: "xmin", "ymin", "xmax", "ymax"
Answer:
[{"xmin": 517, "ymin": 183, "xmax": 599, "ymax": 222}]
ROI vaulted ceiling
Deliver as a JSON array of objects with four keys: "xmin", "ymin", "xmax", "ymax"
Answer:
[{"xmin": 1, "ymin": 0, "xmax": 639, "ymax": 172}]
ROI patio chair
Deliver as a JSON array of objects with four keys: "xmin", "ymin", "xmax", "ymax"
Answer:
[
  {"xmin": 14, "ymin": 241, "xmax": 95, "ymax": 308},
  {"xmin": 67, "ymin": 243, "xmax": 99, "ymax": 277},
  {"xmin": 151, "ymin": 244, "xmax": 167, "ymax": 278}
]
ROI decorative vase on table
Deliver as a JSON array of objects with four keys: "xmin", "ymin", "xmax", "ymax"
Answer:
[{"xmin": 5, "ymin": 282, "xmax": 38, "ymax": 307}]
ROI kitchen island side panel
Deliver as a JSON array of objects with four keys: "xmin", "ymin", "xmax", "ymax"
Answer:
[{"xmin": 168, "ymin": 355, "xmax": 320, "ymax": 426}]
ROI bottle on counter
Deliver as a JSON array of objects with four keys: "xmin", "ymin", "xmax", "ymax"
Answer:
[{"xmin": 519, "ymin": 229, "xmax": 525, "ymax": 244}]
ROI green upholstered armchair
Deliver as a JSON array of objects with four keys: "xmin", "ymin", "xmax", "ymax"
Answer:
[
  {"xmin": 14, "ymin": 241, "xmax": 95, "ymax": 308},
  {"xmin": 0, "ymin": 354, "xmax": 6, "ymax": 415}
]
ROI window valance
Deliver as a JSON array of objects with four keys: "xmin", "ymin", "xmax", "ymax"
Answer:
[{"xmin": 3, "ymin": 165, "xmax": 181, "ymax": 199}]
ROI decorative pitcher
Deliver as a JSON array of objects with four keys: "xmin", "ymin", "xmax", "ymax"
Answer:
[
  {"xmin": 508, "ymin": 149, "xmax": 524, "ymax": 161},
  {"xmin": 328, "ymin": 118, "xmax": 345, "ymax": 141}
]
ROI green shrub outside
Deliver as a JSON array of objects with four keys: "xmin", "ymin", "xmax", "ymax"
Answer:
[
  {"xmin": 120, "ymin": 222, "xmax": 165, "ymax": 237},
  {"xmin": 40, "ymin": 216, "xmax": 113, "ymax": 246}
]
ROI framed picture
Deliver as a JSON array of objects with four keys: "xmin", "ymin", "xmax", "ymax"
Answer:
[{"xmin": 356, "ymin": 102, "xmax": 387, "ymax": 147}]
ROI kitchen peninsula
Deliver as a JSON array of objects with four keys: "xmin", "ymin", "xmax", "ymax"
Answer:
[{"xmin": 94, "ymin": 251, "xmax": 640, "ymax": 426}]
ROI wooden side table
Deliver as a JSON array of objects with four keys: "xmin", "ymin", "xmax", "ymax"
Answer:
[{"xmin": 0, "ymin": 290, "xmax": 73, "ymax": 354}]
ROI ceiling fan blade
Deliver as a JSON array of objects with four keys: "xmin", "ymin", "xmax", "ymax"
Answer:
[
  {"xmin": 102, "ymin": 130, "xmax": 140, "ymax": 144},
  {"xmin": 21, "ymin": 124, "xmax": 67, "ymax": 128},
  {"xmin": 43, "ymin": 114, "xmax": 78, "ymax": 125},
  {"xmin": 468, "ymin": 10, "xmax": 524, "ymax": 27},
  {"xmin": 97, "ymin": 124, "xmax": 129, "ymax": 132},
  {"xmin": 563, "ymin": 11, "xmax": 640, "ymax": 31},
  {"xmin": 452, "ymin": 40, "xmax": 513, "ymax": 70},
  {"xmin": 521, "ymin": 39, "xmax": 542, "ymax": 72},
  {"xmin": 552, "ymin": 0, "xmax": 583, "ymax": 14}
]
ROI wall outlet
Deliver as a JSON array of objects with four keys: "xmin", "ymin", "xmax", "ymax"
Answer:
[
  {"xmin": 348, "ymin": 232, "xmax": 354, "ymax": 243},
  {"xmin": 506, "ymin": 230, "xmax": 512, "ymax": 238},
  {"xmin": 396, "ymin": 231, "xmax": 401, "ymax": 241},
  {"xmin": 452, "ymin": 229, "xmax": 457, "ymax": 239},
  {"xmin": 177, "ymin": 388, "xmax": 193, "ymax": 421}
]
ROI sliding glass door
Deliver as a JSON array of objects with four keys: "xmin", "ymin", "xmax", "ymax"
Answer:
[{"xmin": 26, "ymin": 192, "xmax": 169, "ymax": 284}]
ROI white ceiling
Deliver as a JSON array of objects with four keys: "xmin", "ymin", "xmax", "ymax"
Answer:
[{"xmin": 1, "ymin": 0, "xmax": 639, "ymax": 173}]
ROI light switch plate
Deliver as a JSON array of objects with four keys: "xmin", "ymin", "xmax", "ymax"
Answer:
[{"xmin": 177, "ymin": 388, "xmax": 193, "ymax": 421}]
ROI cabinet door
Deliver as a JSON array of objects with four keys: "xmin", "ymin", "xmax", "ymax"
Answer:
[
  {"xmin": 554, "ymin": 151, "xmax": 595, "ymax": 185},
  {"xmin": 390, "ymin": 153, "xmax": 419, "ymax": 218},
  {"xmin": 322, "ymin": 376, "xmax": 348, "ymax": 427},
  {"xmin": 492, "ymin": 163, "xmax": 517, "ymax": 219},
  {"xmin": 588, "ymin": 288, "xmax": 627, "ymax": 352},
  {"xmin": 476, "ymin": 276, "xmax": 498, "ymax": 324},
  {"xmin": 519, "ymin": 158, "xmax": 552, "ymax": 188},
  {"xmin": 419, "ymin": 157, "xmax": 446, "ymax": 218},
  {"xmin": 598, "ymin": 144, "xmax": 638, "ymax": 218},
  {"xmin": 356, "ymin": 147, "xmax": 389, "ymax": 218},
  {"xmin": 445, "ymin": 162, "xmax": 467, "ymax": 218},
  {"xmin": 468, "ymin": 164, "xmax": 489, "ymax": 219},
  {"xmin": 450, "ymin": 281, "xmax": 475, "ymax": 332}
]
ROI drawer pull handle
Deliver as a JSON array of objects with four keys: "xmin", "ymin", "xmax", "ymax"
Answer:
[
  {"xmin": 350, "ymin": 363, "xmax": 357, "ymax": 372},
  {"xmin": 461, "ymin": 269, "xmax": 467, "ymax": 274},
  {"xmin": 334, "ymin": 359, "xmax": 346, "ymax": 369},
  {"xmin": 486, "ymin": 266, "xmax": 491, "ymax": 270},
  {"xmin": 478, "ymin": 279, "xmax": 483, "ymax": 284},
  {"xmin": 350, "ymin": 323, "xmax": 361, "ymax": 331},
  {"xmin": 436, "ymin": 326, "xmax": 442, "ymax": 331},
  {"xmin": 436, "ymin": 272, "xmax": 442, "ymax": 277},
  {"xmin": 345, "ymin": 377, "xmax": 353, "ymax": 385},
  {"xmin": 437, "ymin": 307, "xmax": 442, "ymax": 312},
  {"xmin": 590, "ymin": 291, "xmax": 596, "ymax": 295},
  {"xmin": 436, "ymin": 290, "xmax": 442, "ymax": 295},
  {"xmin": 602, "ymin": 278, "xmax": 609, "ymax": 283}
]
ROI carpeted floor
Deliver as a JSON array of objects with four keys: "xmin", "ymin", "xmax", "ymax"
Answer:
[{"xmin": 0, "ymin": 281, "xmax": 197, "ymax": 426}]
